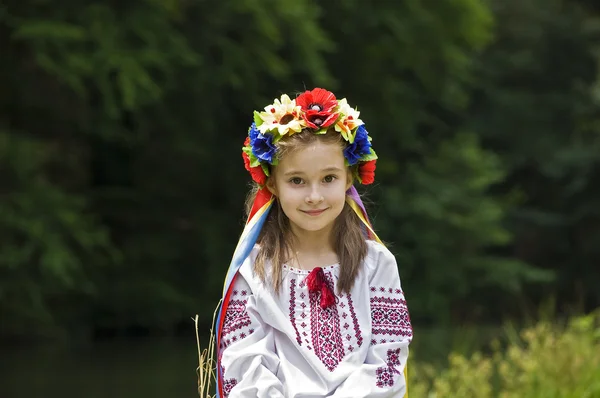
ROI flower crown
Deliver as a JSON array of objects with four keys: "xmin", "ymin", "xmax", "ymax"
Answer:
[{"xmin": 242, "ymin": 88, "xmax": 378, "ymax": 186}]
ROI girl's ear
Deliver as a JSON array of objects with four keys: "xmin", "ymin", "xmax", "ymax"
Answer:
[
  {"xmin": 266, "ymin": 176, "xmax": 278, "ymax": 196},
  {"xmin": 345, "ymin": 169, "xmax": 353, "ymax": 190}
]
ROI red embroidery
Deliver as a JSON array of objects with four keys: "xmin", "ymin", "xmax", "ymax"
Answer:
[
  {"xmin": 370, "ymin": 286, "xmax": 413, "ymax": 344},
  {"xmin": 289, "ymin": 278, "xmax": 302, "ymax": 345},
  {"xmin": 219, "ymin": 364, "xmax": 238, "ymax": 397},
  {"xmin": 290, "ymin": 270, "xmax": 362, "ymax": 368},
  {"xmin": 223, "ymin": 378, "xmax": 238, "ymax": 397},
  {"xmin": 308, "ymin": 273, "xmax": 345, "ymax": 371},
  {"xmin": 346, "ymin": 292, "xmax": 363, "ymax": 347},
  {"xmin": 376, "ymin": 348, "xmax": 402, "ymax": 388},
  {"xmin": 220, "ymin": 290, "xmax": 253, "ymax": 349}
]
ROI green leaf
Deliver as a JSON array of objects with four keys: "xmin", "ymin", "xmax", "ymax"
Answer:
[
  {"xmin": 253, "ymin": 111, "xmax": 263, "ymax": 127},
  {"xmin": 359, "ymin": 148, "xmax": 378, "ymax": 162},
  {"xmin": 242, "ymin": 145, "xmax": 262, "ymax": 167},
  {"xmin": 248, "ymin": 152, "xmax": 261, "ymax": 168},
  {"xmin": 261, "ymin": 162, "xmax": 270, "ymax": 177},
  {"xmin": 242, "ymin": 145, "xmax": 262, "ymax": 168}
]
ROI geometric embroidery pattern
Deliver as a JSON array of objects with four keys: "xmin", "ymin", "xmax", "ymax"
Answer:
[
  {"xmin": 309, "ymin": 273, "xmax": 345, "ymax": 371},
  {"xmin": 370, "ymin": 286, "xmax": 413, "ymax": 345},
  {"xmin": 289, "ymin": 278, "xmax": 302, "ymax": 345},
  {"xmin": 220, "ymin": 289, "xmax": 253, "ymax": 350},
  {"xmin": 219, "ymin": 364, "xmax": 238, "ymax": 398},
  {"xmin": 346, "ymin": 292, "xmax": 363, "ymax": 348},
  {"xmin": 290, "ymin": 270, "xmax": 362, "ymax": 366},
  {"xmin": 222, "ymin": 377, "xmax": 238, "ymax": 397},
  {"xmin": 375, "ymin": 348, "xmax": 402, "ymax": 388}
]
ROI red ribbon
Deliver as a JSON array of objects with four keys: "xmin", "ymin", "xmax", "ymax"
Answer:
[
  {"xmin": 306, "ymin": 267, "xmax": 336, "ymax": 309},
  {"xmin": 247, "ymin": 187, "xmax": 273, "ymax": 223}
]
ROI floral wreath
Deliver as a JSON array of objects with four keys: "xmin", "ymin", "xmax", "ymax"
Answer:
[{"xmin": 242, "ymin": 88, "xmax": 378, "ymax": 186}]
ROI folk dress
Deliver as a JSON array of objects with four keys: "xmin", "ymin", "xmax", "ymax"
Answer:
[{"xmin": 218, "ymin": 240, "xmax": 413, "ymax": 398}]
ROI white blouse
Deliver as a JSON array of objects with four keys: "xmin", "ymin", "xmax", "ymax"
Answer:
[{"xmin": 219, "ymin": 240, "xmax": 413, "ymax": 398}]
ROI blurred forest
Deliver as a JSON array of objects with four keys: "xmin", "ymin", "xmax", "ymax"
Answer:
[{"xmin": 1, "ymin": 0, "xmax": 600, "ymax": 342}]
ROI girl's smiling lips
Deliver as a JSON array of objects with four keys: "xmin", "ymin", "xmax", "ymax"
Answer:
[{"xmin": 301, "ymin": 208, "xmax": 328, "ymax": 216}]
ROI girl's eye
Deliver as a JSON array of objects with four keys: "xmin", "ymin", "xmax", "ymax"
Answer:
[
  {"xmin": 323, "ymin": 175, "xmax": 337, "ymax": 183},
  {"xmin": 290, "ymin": 177, "xmax": 303, "ymax": 185}
]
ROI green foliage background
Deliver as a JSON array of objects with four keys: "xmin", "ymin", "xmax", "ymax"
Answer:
[
  {"xmin": 1, "ymin": 0, "xmax": 599, "ymax": 340},
  {"xmin": 411, "ymin": 311, "xmax": 600, "ymax": 397}
]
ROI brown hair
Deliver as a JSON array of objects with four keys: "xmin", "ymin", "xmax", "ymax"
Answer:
[{"xmin": 244, "ymin": 129, "xmax": 369, "ymax": 294}]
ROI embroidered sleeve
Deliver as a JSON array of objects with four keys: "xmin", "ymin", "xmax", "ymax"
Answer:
[
  {"xmin": 218, "ymin": 274, "xmax": 285, "ymax": 398},
  {"xmin": 328, "ymin": 245, "xmax": 413, "ymax": 398}
]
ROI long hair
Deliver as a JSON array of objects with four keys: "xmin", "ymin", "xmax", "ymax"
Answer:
[{"xmin": 244, "ymin": 129, "xmax": 369, "ymax": 294}]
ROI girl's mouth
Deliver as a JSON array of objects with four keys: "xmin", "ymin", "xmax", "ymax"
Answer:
[{"xmin": 302, "ymin": 209, "xmax": 327, "ymax": 216}]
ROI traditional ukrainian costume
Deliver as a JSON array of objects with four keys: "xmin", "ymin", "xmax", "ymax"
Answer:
[{"xmin": 215, "ymin": 89, "xmax": 413, "ymax": 398}]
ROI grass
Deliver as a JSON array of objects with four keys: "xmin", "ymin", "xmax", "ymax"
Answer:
[
  {"xmin": 409, "ymin": 309, "xmax": 600, "ymax": 397},
  {"xmin": 194, "ymin": 300, "xmax": 221, "ymax": 398}
]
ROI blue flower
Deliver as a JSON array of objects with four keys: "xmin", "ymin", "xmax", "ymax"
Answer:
[
  {"xmin": 249, "ymin": 123, "xmax": 277, "ymax": 163},
  {"xmin": 248, "ymin": 123, "xmax": 260, "ymax": 144},
  {"xmin": 343, "ymin": 125, "xmax": 372, "ymax": 165}
]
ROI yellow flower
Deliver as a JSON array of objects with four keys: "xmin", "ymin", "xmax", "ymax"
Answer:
[
  {"xmin": 258, "ymin": 94, "xmax": 306, "ymax": 136},
  {"xmin": 334, "ymin": 99, "xmax": 364, "ymax": 142}
]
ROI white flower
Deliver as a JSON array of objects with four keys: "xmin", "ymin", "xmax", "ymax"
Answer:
[
  {"xmin": 334, "ymin": 98, "xmax": 364, "ymax": 142},
  {"xmin": 258, "ymin": 94, "xmax": 306, "ymax": 136}
]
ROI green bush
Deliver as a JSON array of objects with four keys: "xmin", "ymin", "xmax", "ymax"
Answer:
[{"xmin": 410, "ymin": 310, "xmax": 600, "ymax": 397}]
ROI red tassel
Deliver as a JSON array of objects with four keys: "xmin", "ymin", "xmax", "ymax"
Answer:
[
  {"xmin": 306, "ymin": 267, "xmax": 336, "ymax": 309},
  {"xmin": 306, "ymin": 267, "xmax": 324, "ymax": 292},
  {"xmin": 320, "ymin": 284, "xmax": 336, "ymax": 308}
]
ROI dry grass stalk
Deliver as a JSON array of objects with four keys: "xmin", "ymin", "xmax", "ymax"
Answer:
[{"xmin": 194, "ymin": 300, "xmax": 221, "ymax": 398}]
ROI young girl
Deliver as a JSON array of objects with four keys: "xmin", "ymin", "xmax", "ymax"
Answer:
[{"xmin": 215, "ymin": 88, "xmax": 413, "ymax": 397}]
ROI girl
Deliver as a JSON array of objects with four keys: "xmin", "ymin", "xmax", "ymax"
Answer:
[{"xmin": 215, "ymin": 88, "xmax": 413, "ymax": 398}]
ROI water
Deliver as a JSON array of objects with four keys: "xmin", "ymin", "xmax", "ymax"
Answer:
[{"xmin": 0, "ymin": 339, "xmax": 201, "ymax": 398}]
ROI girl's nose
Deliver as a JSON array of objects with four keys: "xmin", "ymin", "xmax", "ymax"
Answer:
[{"xmin": 306, "ymin": 186, "xmax": 324, "ymax": 204}]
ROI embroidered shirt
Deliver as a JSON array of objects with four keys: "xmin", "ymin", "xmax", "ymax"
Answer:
[{"xmin": 219, "ymin": 240, "xmax": 413, "ymax": 398}]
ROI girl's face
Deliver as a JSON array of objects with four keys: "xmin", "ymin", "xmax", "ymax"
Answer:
[{"xmin": 267, "ymin": 141, "xmax": 352, "ymax": 239}]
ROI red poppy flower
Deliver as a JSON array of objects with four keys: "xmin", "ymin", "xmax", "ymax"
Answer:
[
  {"xmin": 358, "ymin": 159, "xmax": 376, "ymax": 185},
  {"xmin": 242, "ymin": 139, "xmax": 267, "ymax": 185},
  {"xmin": 242, "ymin": 151, "xmax": 267, "ymax": 185},
  {"xmin": 296, "ymin": 88, "xmax": 339, "ymax": 129}
]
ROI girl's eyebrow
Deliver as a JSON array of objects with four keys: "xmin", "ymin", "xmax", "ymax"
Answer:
[{"xmin": 283, "ymin": 167, "xmax": 342, "ymax": 176}]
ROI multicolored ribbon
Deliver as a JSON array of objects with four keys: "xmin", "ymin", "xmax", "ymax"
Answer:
[
  {"xmin": 215, "ymin": 186, "xmax": 408, "ymax": 398},
  {"xmin": 215, "ymin": 187, "xmax": 274, "ymax": 398}
]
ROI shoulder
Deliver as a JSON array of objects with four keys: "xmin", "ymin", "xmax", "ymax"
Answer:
[
  {"xmin": 365, "ymin": 239, "xmax": 397, "ymax": 265},
  {"xmin": 230, "ymin": 245, "xmax": 260, "ymax": 289},
  {"xmin": 363, "ymin": 239, "xmax": 400, "ymax": 277},
  {"xmin": 236, "ymin": 244, "xmax": 271, "ymax": 290}
]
